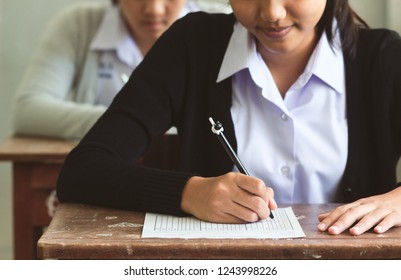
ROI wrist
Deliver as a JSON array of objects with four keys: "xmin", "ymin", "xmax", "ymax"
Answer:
[{"xmin": 181, "ymin": 176, "xmax": 203, "ymax": 215}]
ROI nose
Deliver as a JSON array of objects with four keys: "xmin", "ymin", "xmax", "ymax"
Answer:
[
  {"xmin": 144, "ymin": 0, "xmax": 165, "ymax": 16},
  {"xmin": 260, "ymin": 0, "xmax": 286, "ymax": 23}
]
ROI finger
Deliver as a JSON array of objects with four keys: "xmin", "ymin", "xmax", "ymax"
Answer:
[
  {"xmin": 317, "ymin": 203, "xmax": 363, "ymax": 233},
  {"xmin": 212, "ymin": 212, "xmax": 249, "ymax": 224},
  {"xmin": 327, "ymin": 204, "xmax": 376, "ymax": 235},
  {"xmin": 236, "ymin": 174, "xmax": 268, "ymax": 200},
  {"xmin": 264, "ymin": 188, "xmax": 277, "ymax": 218},
  {"xmin": 237, "ymin": 175, "xmax": 277, "ymax": 216},
  {"xmin": 374, "ymin": 212, "xmax": 399, "ymax": 234},
  {"xmin": 232, "ymin": 174, "xmax": 274, "ymax": 220},
  {"xmin": 225, "ymin": 200, "xmax": 261, "ymax": 223},
  {"xmin": 317, "ymin": 204, "xmax": 351, "ymax": 232},
  {"xmin": 318, "ymin": 212, "xmax": 330, "ymax": 222},
  {"xmin": 196, "ymin": 199, "xmax": 257, "ymax": 224},
  {"xmin": 232, "ymin": 192, "xmax": 269, "ymax": 221},
  {"xmin": 349, "ymin": 208, "xmax": 390, "ymax": 235},
  {"xmin": 268, "ymin": 197, "xmax": 277, "ymax": 211}
]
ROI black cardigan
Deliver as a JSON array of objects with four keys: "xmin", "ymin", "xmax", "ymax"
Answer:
[{"xmin": 57, "ymin": 12, "xmax": 401, "ymax": 216}]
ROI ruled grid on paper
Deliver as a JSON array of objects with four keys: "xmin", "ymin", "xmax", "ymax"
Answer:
[{"xmin": 141, "ymin": 207, "xmax": 305, "ymax": 239}]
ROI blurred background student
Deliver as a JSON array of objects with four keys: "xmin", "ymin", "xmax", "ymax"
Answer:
[{"xmin": 12, "ymin": 0, "xmax": 198, "ymax": 140}]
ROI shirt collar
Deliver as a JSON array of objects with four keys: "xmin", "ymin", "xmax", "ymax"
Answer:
[
  {"xmin": 181, "ymin": 1, "xmax": 199, "ymax": 16},
  {"xmin": 90, "ymin": 5, "xmax": 143, "ymax": 67},
  {"xmin": 305, "ymin": 24, "xmax": 345, "ymax": 94},
  {"xmin": 217, "ymin": 21, "xmax": 345, "ymax": 94},
  {"xmin": 217, "ymin": 22, "xmax": 251, "ymax": 83},
  {"xmin": 90, "ymin": 3, "xmax": 199, "ymax": 68}
]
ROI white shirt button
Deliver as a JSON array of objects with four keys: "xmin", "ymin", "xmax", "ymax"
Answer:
[
  {"xmin": 281, "ymin": 113, "xmax": 289, "ymax": 121},
  {"xmin": 281, "ymin": 166, "xmax": 290, "ymax": 176}
]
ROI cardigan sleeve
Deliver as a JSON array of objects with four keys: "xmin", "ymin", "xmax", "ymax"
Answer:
[{"xmin": 13, "ymin": 3, "xmax": 106, "ymax": 140}]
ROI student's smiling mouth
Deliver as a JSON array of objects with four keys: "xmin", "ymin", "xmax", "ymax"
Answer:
[{"xmin": 259, "ymin": 25, "xmax": 293, "ymax": 40}]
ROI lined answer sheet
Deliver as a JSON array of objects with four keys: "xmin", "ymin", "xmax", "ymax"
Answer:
[{"xmin": 141, "ymin": 207, "xmax": 305, "ymax": 239}]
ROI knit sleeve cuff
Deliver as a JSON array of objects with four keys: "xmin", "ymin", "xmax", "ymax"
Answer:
[{"xmin": 119, "ymin": 166, "xmax": 196, "ymax": 217}]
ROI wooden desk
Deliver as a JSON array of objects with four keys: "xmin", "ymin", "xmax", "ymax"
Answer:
[
  {"xmin": 38, "ymin": 203, "xmax": 401, "ymax": 259},
  {"xmin": 0, "ymin": 134, "xmax": 178, "ymax": 259},
  {"xmin": 0, "ymin": 136, "xmax": 75, "ymax": 259}
]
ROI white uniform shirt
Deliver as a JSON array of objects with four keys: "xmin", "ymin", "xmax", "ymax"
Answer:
[
  {"xmin": 90, "ymin": 4, "xmax": 198, "ymax": 107},
  {"xmin": 217, "ymin": 22, "xmax": 348, "ymax": 204}
]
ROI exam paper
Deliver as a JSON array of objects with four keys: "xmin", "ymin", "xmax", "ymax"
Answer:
[{"xmin": 141, "ymin": 207, "xmax": 305, "ymax": 239}]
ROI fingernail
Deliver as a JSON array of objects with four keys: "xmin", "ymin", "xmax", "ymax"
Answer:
[
  {"xmin": 317, "ymin": 223, "xmax": 326, "ymax": 231},
  {"xmin": 351, "ymin": 226, "xmax": 360, "ymax": 235},
  {"xmin": 329, "ymin": 225, "xmax": 339, "ymax": 234},
  {"xmin": 375, "ymin": 225, "xmax": 383, "ymax": 233}
]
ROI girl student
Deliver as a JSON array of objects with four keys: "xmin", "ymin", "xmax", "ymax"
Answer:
[{"xmin": 57, "ymin": 0, "xmax": 401, "ymax": 236}]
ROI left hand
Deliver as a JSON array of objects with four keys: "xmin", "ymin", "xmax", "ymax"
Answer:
[{"xmin": 317, "ymin": 186, "xmax": 401, "ymax": 235}]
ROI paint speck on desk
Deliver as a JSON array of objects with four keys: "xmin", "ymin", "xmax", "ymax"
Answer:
[
  {"xmin": 96, "ymin": 233, "xmax": 113, "ymax": 237},
  {"xmin": 108, "ymin": 222, "xmax": 143, "ymax": 228},
  {"xmin": 91, "ymin": 213, "xmax": 99, "ymax": 222},
  {"xmin": 126, "ymin": 246, "xmax": 134, "ymax": 255},
  {"xmin": 311, "ymin": 254, "xmax": 322, "ymax": 259},
  {"xmin": 296, "ymin": 215, "xmax": 306, "ymax": 220},
  {"xmin": 105, "ymin": 216, "xmax": 118, "ymax": 220},
  {"xmin": 304, "ymin": 250, "xmax": 322, "ymax": 259}
]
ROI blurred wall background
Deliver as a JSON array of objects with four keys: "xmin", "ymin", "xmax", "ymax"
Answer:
[{"xmin": 0, "ymin": 0, "xmax": 400, "ymax": 259}]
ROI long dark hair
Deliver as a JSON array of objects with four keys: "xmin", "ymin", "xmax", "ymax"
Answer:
[{"xmin": 317, "ymin": 0, "xmax": 369, "ymax": 57}]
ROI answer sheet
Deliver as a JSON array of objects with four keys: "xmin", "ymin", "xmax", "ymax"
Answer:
[{"xmin": 141, "ymin": 207, "xmax": 305, "ymax": 239}]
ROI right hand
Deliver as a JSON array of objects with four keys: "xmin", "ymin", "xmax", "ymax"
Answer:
[{"xmin": 181, "ymin": 172, "xmax": 277, "ymax": 223}]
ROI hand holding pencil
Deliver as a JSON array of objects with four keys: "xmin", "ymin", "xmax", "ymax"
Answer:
[
  {"xmin": 181, "ymin": 172, "xmax": 276, "ymax": 223},
  {"xmin": 209, "ymin": 117, "xmax": 275, "ymax": 220},
  {"xmin": 180, "ymin": 118, "xmax": 277, "ymax": 224}
]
